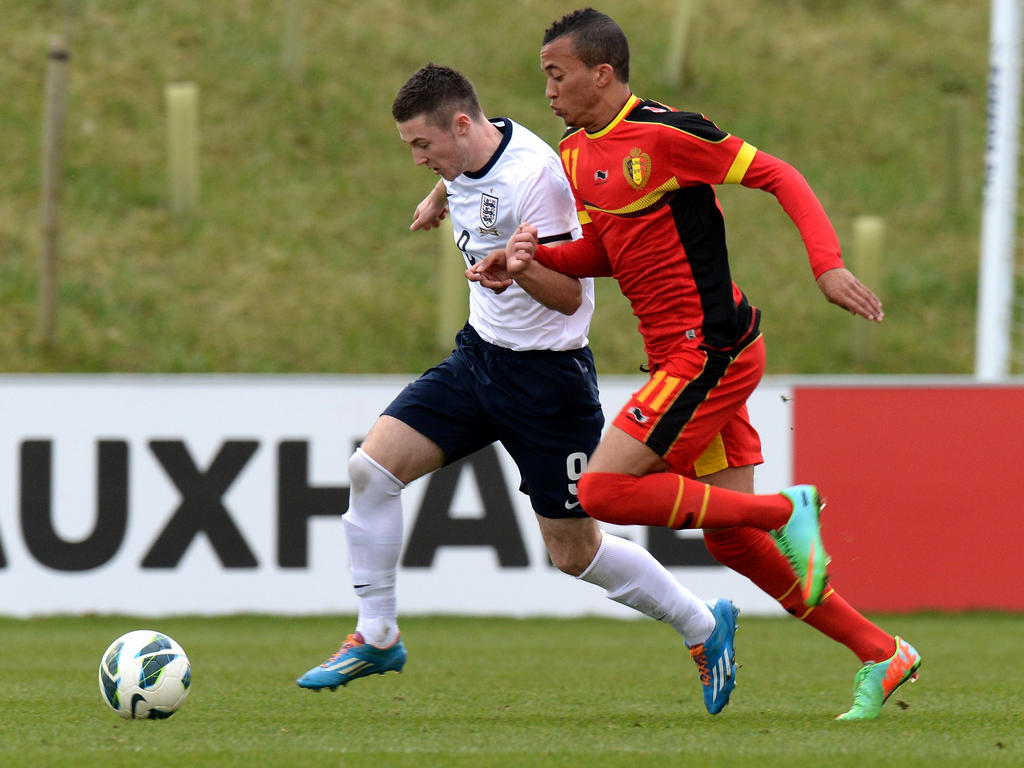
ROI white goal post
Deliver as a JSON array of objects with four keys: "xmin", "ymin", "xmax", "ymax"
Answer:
[{"xmin": 976, "ymin": 0, "xmax": 1022, "ymax": 379}]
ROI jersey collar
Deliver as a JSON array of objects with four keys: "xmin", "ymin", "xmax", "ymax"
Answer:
[
  {"xmin": 586, "ymin": 94, "xmax": 640, "ymax": 140},
  {"xmin": 464, "ymin": 118, "xmax": 513, "ymax": 180}
]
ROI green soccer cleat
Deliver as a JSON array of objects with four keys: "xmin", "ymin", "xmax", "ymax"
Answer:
[
  {"xmin": 775, "ymin": 485, "xmax": 830, "ymax": 606},
  {"xmin": 835, "ymin": 637, "xmax": 921, "ymax": 721}
]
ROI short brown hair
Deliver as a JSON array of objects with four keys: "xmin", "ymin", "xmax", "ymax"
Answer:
[{"xmin": 392, "ymin": 63, "xmax": 485, "ymax": 127}]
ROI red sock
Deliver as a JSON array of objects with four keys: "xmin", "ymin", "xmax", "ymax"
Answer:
[
  {"xmin": 703, "ymin": 527, "xmax": 897, "ymax": 663},
  {"xmin": 577, "ymin": 471, "xmax": 792, "ymax": 530}
]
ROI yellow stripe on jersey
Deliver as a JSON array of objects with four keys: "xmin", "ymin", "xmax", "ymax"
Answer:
[
  {"xmin": 561, "ymin": 148, "xmax": 580, "ymax": 189},
  {"xmin": 578, "ymin": 209, "xmax": 592, "ymax": 225},
  {"xmin": 584, "ymin": 177, "xmax": 681, "ymax": 216},
  {"xmin": 723, "ymin": 141, "xmax": 757, "ymax": 184}
]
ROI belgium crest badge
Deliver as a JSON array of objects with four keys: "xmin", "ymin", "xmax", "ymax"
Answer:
[{"xmin": 623, "ymin": 147, "xmax": 651, "ymax": 191}]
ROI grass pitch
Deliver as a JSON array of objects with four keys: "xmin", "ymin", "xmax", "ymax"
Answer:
[{"xmin": 0, "ymin": 612, "xmax": 1019, "ymax": 767}]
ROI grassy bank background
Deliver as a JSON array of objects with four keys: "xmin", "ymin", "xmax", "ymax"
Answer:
[{"xmin": 2, "ymin": 1, "xmax": 988, "ymax": 374}]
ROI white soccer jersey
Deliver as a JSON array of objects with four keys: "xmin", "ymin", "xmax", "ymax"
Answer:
[{"xmin": 444, "ymin": 118, "xmax": 594, "ymax": 351}]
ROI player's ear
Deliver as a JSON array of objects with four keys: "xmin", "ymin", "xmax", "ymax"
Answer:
[
  {"xmin": 453, "ymin": 112, "xmax": 473, "ymax": 136},
  {"xmin": 594, "ymin": 63, "xmax": 616, "ymax": 88}
]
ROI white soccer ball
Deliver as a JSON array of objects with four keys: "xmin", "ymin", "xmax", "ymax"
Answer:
[{"xmin": 98, "ymin": 630, "xmax": 191, "ymax": 719}]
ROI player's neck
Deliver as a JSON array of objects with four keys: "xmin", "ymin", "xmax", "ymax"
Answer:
[
  {"xmin": 585, "ymin": 87, "xmax": 633, "ymax": 134},
  {"xmin": 467, "ymin": 121, "xmax": 504, "ymax": 174}
]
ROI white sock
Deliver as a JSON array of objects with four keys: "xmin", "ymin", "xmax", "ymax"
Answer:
[
  {"xmin": 578, "ymin": 532, "xmax": 714, "ymax": 645},
  {"xmin": 344, "ymin": 447, "xmax": 405, "ymax": 647}
]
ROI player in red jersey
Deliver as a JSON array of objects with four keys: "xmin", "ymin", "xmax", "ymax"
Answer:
[{"xmin": 470, "ymin": 8, "xmax": 920, "ymax": 720}]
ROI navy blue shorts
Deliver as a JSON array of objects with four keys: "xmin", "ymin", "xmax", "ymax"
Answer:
[{"xmin": 383, "ymin": 323, "xmax": 604, "ymax": 518}]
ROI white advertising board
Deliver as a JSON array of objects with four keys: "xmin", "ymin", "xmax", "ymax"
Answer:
[{"xmin": 0, "ymin": 375, "xmax": 792, "ymax": 617}]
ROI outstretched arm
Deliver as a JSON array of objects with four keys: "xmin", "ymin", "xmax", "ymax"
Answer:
[{"xmin": 738, "ymin": 149, "xmax": 883, "ymax": 322}]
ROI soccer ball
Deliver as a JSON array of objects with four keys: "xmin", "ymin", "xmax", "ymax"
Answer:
[{"xmin": 98, "ymin": 630, "xmax": 191, "ymax": 719}]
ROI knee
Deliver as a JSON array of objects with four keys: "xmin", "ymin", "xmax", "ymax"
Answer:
[
  {"xmin": 348, "ymin": 449, "xmax": 376, "ymax": 494},
  {"xmin": 549, "ymin": 544, "xmax": 593, "ymax": 577},
  {"xmin": 543, "ymin": 519, "xmax": 601, "ymax": 577},
  {"xmin": 347, "ymin": 448, "xmax": 404, "ymax": 501}
]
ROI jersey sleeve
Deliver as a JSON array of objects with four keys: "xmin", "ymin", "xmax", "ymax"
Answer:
[
  {"xmin": 664, "ymin": 113, "xmax": 749, "ymax": 185},
  {"xmin": 535, "ymin": 220, "xmax": 614, "ymax": 278},
  {"xmin": 663, "ymin": 117, "xmax": 844, "ymax": 277},
  {"xmin": 516, "ymin": 163, "xmax": 580, "ymax": 244}
]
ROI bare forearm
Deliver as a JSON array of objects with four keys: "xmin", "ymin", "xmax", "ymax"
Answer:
[{"xmin": 513, "ymin": 260, "xmax": 583, "ymax": 314}]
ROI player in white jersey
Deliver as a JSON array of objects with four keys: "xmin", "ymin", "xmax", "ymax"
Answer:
[
  {"xmin": 297, "ymin": 64, "xmax": 739, "ymax": 715},
  {"xmin": 444, "ymin": 113, "xmax": 592, "ymax": 351}
]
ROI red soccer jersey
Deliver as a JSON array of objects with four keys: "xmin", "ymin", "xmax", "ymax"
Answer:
[{"xmin": 535, "ymin": 94, "xmax": 844, "ymax": 365}]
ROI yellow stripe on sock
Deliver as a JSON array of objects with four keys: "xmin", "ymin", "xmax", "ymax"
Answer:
[
  {"xmin": 693, "ymin": 483, "xmax": 711, "ymax": 528},
  {"xmin": 776, "ymin": 579, "xmax": 800, "ymax": 602},
  {"xmin": 795, "ymin": 588, "xmax": 833, "ymax": 620},
  {"xmin": 666, "ymin": 475, "xmax": 685, "ymax": 528}
]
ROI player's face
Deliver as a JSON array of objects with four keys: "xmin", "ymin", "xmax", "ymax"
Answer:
[
  {"xmin": 396, "ymin": 114, "xmax": 469, "ymax": 181},
  {"xmin": 540, "ymin": 36, "xmax": 603, "ymax": 131}
]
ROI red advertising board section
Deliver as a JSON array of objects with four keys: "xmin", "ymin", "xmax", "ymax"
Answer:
[{"xmin": 792, "ymin": 385, "xmax": 1024, "ymax": 612}]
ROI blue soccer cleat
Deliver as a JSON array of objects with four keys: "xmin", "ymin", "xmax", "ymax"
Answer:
[
  {"xmin": 776, "ymin": 485, "xmax": 831, "ymax": 607},
  {"xmin": 296, "ymin": 631, "xmax": 407, "ymax": 690},
  {"xmin": 687, "ymin": 598, "xmax": 739, "ymax": 714}
]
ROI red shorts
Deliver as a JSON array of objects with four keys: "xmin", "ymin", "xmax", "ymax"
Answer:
[{"xmin": 611, "ymin": 335, "xmax": 765, "ymax": 477}]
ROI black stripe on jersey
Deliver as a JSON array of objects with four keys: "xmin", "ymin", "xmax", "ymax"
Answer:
[
  {"xmin": 579, "ymin": 190, "xmax": 678, "ymax": 219},
  {"xmin": 538, "ymin": 232, "xmax": 574, "ymax": 244},
  {"xmin": 626, "ymin": 100, "xmax": 728, "ymax": 143},
  {"xmin": 645, "ymin": 350, "xmax": 732, "ymax": 458},
  {"xmin": 667, "ymin": 185, "xmax": 745, "ymax": 348}
]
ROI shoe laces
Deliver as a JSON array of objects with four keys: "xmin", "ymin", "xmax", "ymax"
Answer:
[
  {"xmin": 689, "ymin": 644, "xmax": 712, "ymax": 685},
  {"xmin": 321, "ymin": 632, "xmax": 364, "ymax": 667}
]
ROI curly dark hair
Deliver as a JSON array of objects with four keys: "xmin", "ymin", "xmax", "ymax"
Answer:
[
  {"xmin": 392, "ymin": 63, "xmax": 485, "ymax": 127},
  {"xmin": 543, "ymin": 8, "xmax": 629, "ymax": 83}
]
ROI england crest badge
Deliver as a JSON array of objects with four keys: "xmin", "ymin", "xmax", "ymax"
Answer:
[{"xmin": 480, "ymin": 193, "xmax": 499, "ymax": 228}]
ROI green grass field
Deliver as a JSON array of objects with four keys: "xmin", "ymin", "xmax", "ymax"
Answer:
[{"xmin": 0, "ymin": 612, "xmax": 1019, "ymax": 767}]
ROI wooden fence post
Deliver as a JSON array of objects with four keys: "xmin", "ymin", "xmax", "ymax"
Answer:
[
  {"xmin": 945, "ymin": 95, "xmax": 963, "ymax": 214},
  {"xmin": 39, "ymin": 34, "xmax": 70, "ymax": 347},
  {"xmin": 665, "ymin": 0, "xmax": 700, "ymax": 88},
  {"xmin": 165, "ymin": 82, "xmax": 200, "ymax": 214},
  {"xmin": 282, "ymin": 0, "xmax": 306, "ymax": 81},
  {"xmin": 851, "ymin": 215, "xmax": 885, "ymax": 364},
  {"xmin": 437, "ymin": 221, "xmax": 467, "ymax": 350}
]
